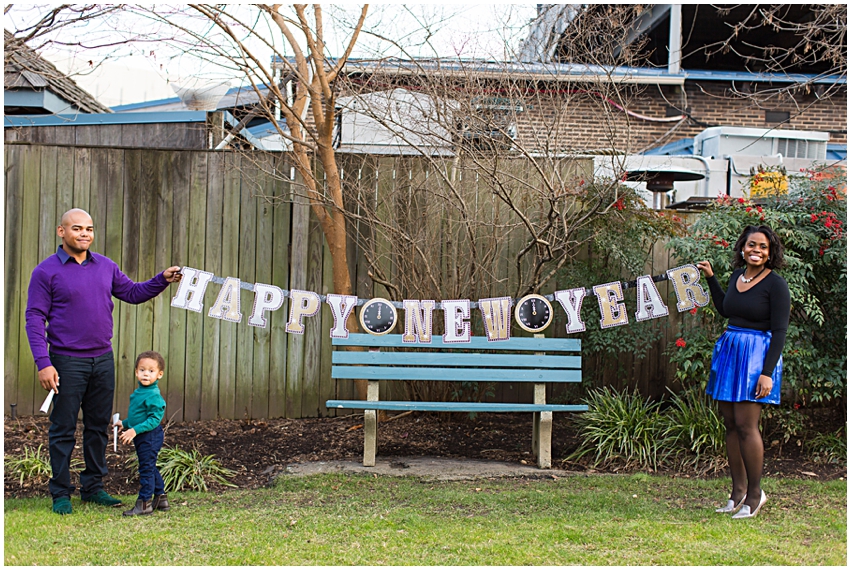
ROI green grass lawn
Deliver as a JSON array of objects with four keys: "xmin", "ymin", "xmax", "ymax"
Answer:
[{"xmin": 4, "ymin": 473, "xmax": 846, "ymax": 565}]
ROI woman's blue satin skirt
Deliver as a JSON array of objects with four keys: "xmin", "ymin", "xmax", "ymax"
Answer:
[{"xmin": 706, "ymin": 325, "xmax": 782, "ymax": 405}]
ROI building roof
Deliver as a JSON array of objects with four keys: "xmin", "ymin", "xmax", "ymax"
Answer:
[
  {"xmin": 276, "ymin": 57, "xmax": 846, "ymax": 86},
  {"xmin": 544, "ymin": 4, "xmax": 845, "ymax": 76},
  {"xmin": 111, "ymin": 53, "xmax": 846, "ymax": 117},
  {"xmin": 4, "ymin": 30, "xmax": 112, "ymax": 114},
  {"xmin": 642, "ymin": 137, "xmax": 847, "ymax": 161}
]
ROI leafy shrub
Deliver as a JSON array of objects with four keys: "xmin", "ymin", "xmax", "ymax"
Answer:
[
  {"xmin": 4, "ymin": 444, "xmax": 83, "ymax": 485},
  {"xmin": 762, "ymin": 406, "xmax": 807, "ymax": 451},
  {"xmin": 667, "ymin": 166, "xmax": 847, "ymax": 406},
  {"xmin": 450, "ymin": 380, "xmax": 497, "ymax": 419},
  {"xmin": 126, "ymin": 446, "xmax": 236, "ymax": 492},
  {"xmin": 450, "ymin": 380, "xmax": 496, "ymax": 404},
  {"xmin": 569, "ymin": 387, "xmax": 668, "ymax": 470},
  {"xmin": 807, "ymin": 432, "xmax": 847, "ymax": 465},
  {"xmin": 660, "ymin": 387, "xmax": 727, "ymax": 474}
]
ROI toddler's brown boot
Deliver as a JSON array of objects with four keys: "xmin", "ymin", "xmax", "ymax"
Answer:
[
  {"xmin": 152, "ymin": 493, "xmax": 170, "ymax": 512},
  {"xmin": 122, "ymin": 499, "xmax": 153, "ymax": 516}
]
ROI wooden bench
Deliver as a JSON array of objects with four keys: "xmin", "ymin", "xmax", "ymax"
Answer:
[{"xmin": 326, "ymin": 333, "xmax": 586, "ymax": 468}]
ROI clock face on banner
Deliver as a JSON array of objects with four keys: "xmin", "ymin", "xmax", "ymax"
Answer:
[
  {"xmin": 515, "ymin": 294, "xmax": 553, "ymax": 333},
  {"xmin": 359, "ymin": 298, "xmax": 398, "ymax": 335}
]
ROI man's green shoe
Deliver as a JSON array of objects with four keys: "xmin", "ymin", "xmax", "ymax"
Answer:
[
  {"xmin": 81, "ymin": 490, "xmax": 123, "ymax": 508},
  {"xmin": 52, "ymin": 496, "xmax": 73, "ymax": 515}
]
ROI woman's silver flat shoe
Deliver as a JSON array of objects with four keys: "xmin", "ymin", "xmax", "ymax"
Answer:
[
  {"xmin": 732, "ymin": 490, "xmax": 767, "ymax": 519},
  {"xmin": 715, "ymin": 494, "xmax": 746, "ymax": 513}
]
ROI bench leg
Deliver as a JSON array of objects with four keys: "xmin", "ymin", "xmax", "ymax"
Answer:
[
  {"xmin": 532, "ymin": 382, "xmax": 551, "ymax": 468},
  {"xmin": 363, "ymin": 380, "xmax": 380, "ymax": 467},
  {"xmin": 363, "ymin": 409, "xmax": 377, "ymax": 467},
  {"xmin": 535, "ymin": 411, "xmax": 552, "ymax": 469}
]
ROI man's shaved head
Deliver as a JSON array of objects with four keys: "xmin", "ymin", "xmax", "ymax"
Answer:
[{"xmin": 60, "ymin": 208, "xmax": 92, "ymax": 226}]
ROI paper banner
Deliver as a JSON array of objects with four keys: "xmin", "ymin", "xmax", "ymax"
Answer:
[{"xmin": 170, "ymin": 264, "xmax": 711, "ymax": 340}]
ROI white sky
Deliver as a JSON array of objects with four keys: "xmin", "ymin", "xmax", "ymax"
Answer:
[{"xmin": 6, "ymin": 4, "xmax": 539, "ymax": 107}]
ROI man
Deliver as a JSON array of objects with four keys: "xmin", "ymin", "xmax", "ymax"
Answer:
[{"xmin": 25, "ymin": 208, "xmax": 182, "ymax": 515}]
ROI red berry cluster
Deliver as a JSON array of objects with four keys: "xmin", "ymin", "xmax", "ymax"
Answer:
[
  {"xmin": 810, "ymin": 210, "xmax": 843, "ymax": 238},
  {"xmin": 701, "ymin": 233, "xmax": 730, "ymax": 248},
  {"xmin": 824, "ymin": 185, "xmax": 841, "ymax": 202},
  {"xmin": 809, "ymin": 209, "xmax": 844, "ymax": 256}
]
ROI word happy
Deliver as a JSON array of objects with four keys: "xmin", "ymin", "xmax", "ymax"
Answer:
[{"xmin": 170, "ymin": 265, "xmax": 710, "ymax": 342}]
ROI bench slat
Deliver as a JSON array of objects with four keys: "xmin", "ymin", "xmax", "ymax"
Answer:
[
  {"xmin": 333, "ymin": 333, "xmax": 581, "ymax": 352},
  {"xmin": 332, "ymin": 366, "xmax": 582, "ymax": 383},
  {"xmin": 332, "ymin": 351, "xmax": 581, "ymax": 369},
  {"xmin": 325, "ymin": 400, "xmax": 589, "ymax": 412}
]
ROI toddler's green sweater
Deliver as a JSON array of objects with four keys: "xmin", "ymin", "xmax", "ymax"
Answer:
[{"xmin": 124, "ymin": 380, "xmax": 166, "ymax": 435}]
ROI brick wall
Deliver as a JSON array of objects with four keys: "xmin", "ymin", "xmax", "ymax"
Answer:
[{"xmin": 511, "ymin": 81, "xmax": 846, "ymax": 154}]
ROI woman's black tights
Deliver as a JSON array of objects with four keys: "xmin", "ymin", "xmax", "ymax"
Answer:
[{"xmin": 718, "ymin": 401, "xmax": 764, "ymax": 511}]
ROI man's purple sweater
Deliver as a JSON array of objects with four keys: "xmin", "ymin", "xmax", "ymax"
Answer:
[{"xmin": 25, "ymin": 246, "xmax": 169, "ymax": 370}]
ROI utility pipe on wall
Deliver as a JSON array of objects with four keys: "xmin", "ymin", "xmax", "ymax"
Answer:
[{"xmin": 679, "ymin": 155, "xmax": 712, "ymax": 197}]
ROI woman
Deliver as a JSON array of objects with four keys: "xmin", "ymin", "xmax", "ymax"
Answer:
[{"xmin": 696, "ymin": 224, "xmax": 790, "ymax": 519}]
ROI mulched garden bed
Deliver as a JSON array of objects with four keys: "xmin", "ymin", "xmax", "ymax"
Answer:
[{"xmin": 4, "ymin": 408, "xmax": 846, "ymax": 499}]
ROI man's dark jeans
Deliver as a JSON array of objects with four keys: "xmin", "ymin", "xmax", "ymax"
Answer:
[
  {"xmin": 134, "ymin": 425, "xmax": 165, "ymax": 501},
  {"xmin": 47, "ymin": 351, "xmax": 115, "ymax": 499}
]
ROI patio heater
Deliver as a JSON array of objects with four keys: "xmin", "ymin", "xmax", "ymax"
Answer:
[{"xmin": 624, "ymin": 168, "xmax": 705, "ymax": 210}]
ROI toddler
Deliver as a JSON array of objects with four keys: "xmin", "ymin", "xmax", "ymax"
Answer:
[{"xmin": 115, "ymin": 350, "xmax": 169, "ymax": 516}]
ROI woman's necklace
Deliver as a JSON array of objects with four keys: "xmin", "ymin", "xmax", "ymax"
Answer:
[{"xmin": 740, "ymin": 265, "xmax": 766, "ymax": 283}]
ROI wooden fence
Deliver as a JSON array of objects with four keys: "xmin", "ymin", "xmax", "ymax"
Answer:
[{"xmin": 4, "ymin": 143, "xmax": 686, "ymax": 419}]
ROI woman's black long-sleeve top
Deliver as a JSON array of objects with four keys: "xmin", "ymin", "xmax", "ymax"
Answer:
[{"xmin": 706, "ymin": 269, "xmax": 791, "ymax": 377}]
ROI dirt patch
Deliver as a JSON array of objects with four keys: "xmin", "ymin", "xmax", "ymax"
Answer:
[{"xmin": 4, "ymin": 409, "xmax": 846, "ymax": 499}]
